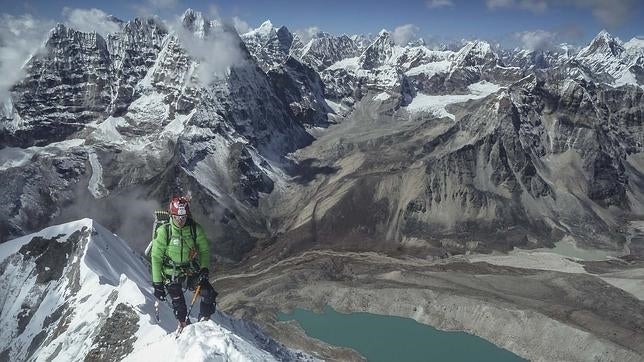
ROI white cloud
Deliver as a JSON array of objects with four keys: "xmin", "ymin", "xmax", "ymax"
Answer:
[
  {"xmin": 515, "ymin": 30, "xmax": 556, "ymax": 50},
  {"xmin": 426, "ymin": 0, "xmax": 454, "ymax": 8},
  {"xmin": 207, "ymin": 4, "xmax": 219, "ymax": 18},
  {"xmin": 132, "ymin": 0, "xmax": 181, "ymax": 17},
  {"xmin": 486, "ymin": 0, "xmax": 636, "ymax": 26},
  {"xmin": 486, "ymin": 0, "xmax": 547, "ymax": 13},
  {"xmin": 63, "ymin": 8, "xmax": 121, "ymax": 37},
  {"xmin": 170, "ymin": 15, "xmax": 245, "ymax": 86},
  {"xmin": 521, "ymin": 0, "xmax": 547, "ymax": 12},
  {"xmin": 392, "ymin": 24, "xmax": 420, "ymax": 45},
  {"xmin": 486, "ymin": 0, "xmax": 513, "ymax": 7},
  {"xmin": 0, "ymin": 14, "xmax": 53, "ymax": 101},
  {"xmin": 148, "ymin": 0, "xmax": 179, "ymax": 9},
  {"xmin": 232, "ymin": 16, "xmax": 251, "ymax": 34},
  {"xmin": 4, "ymin": 14, "xmax": 37, "ymax": 37},
  {"xmin": 573, "ymin": 0, "xmax": 634, "ymax": 28},
  {"xmin": 295, "ymin": 26, "xmax": 321, "ymax": 44},
  {"xmin": 1, "ymin": 8, "xmax": 246, "ymax": 100}
]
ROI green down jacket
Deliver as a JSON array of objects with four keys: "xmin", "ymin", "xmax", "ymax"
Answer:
[{"xmin": 151, "ymin": 220, "xmax": 210, "ymax": 283}]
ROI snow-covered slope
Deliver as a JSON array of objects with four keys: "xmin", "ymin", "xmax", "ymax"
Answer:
[
  {"xmin": 241, "ymin": 20, "xmax": 294, "ymax": 72},
  {"xmin": 319, "ymin": 30, "xmax": 520, "ymax": 107},
  {"xmin": 501, "ymin": 45, "xmax": 575, "ymax": 71},
  {"xmin": 573, "ymin": 30, "xmax": 643, "ymax": 87},
  {"xmin": 0, "ymin": 219, "xmax": 313, "ymax": 361},
  {"xmin": 290, "ymin": 32, "xmax": 360, "ymax": 72},
  {"xmin": 319, "ymin": 29, "xmax": 642, "ymax": 111},
  {"xmin": 624, "ymin": 36, "xmax": 644, "ymax": 50}
]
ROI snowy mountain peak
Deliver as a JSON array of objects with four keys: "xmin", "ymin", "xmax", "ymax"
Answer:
[
  {"xmin": 453, "ymin": 40, "xmax": 498, "ymax": 67},
  {"xmin": 290, "ymin": 32, "xmax": 360, "ymax": 71},
  {"xmin": 501, "ymin": 44, "xmax": 572, "ymax": 70},
  {"xmin": 350, "ymin": 33, "xmax": 374, "ymax": 50},
  {"xmin": 408, "ymin": 38, "xmax": 426, "ymax": 47},
  {"xmin": 244, "ymin": 20, "xmax": 277, "ymax": 39},
  {"xmin": 359, "ymin": 30, "xmax": 395, "ymax": 69},
  {"xmin": 468, "ymin": 40, "xmax": 493, "ymax": 55},
  {"xmin": 558, "ymin": 43, "xmax": 578, "ymax": 57},
  {"xmin": 569, "ymin": 30, "xmax": 642, "ymax": 87},
  {"xmin": 120, "ymin": 16, "xmax": 167, "ymax": 37},
  {"xmin": 45, "ymin": 23, "xmax": 109, "ymax": 59},
  {"xmin": 624, "ymin": 36, "xmax": 644, "ymax": 51},
  {"xmin": 243, "ymin": 20, "xmax": 294, "ymax": 45},
  {"xmin": 258, "ymin": 20, "xmax": 274, "ymax": 33},
  {"xmin": 107, "ymin": 15, "xmax": 125, "ymax": 25},
  {"xmin": 596, "ymin": 29, "xmax": 612, "ymax": 40},
  {"xmin": 181, "ymin": 8, "xmax": 211, "ymax": 38},
  {"xmin": 313, "ymin": 31, "xmax": 332, "ymax": 39},
  {"xmin": 49, "ymin": 22, "xmax": 67, "ymax": 37},
  {"xmin": 241, "ymin": 20, "xmax": 298, "ymax": 70},
  {"xmin": 181, "ymin": 8, "xmax": 200, "ymax": 22},
  {"xmin": 0, "ymin": 219, "xmax": 313, "ymax": 361},
  {"xmin": 580, "ymin": 30, "xmax": 623, "ymax": 57},
  {"xmin": 244, "ymin": 20, "xmax": 293, "ymax": 47},
  {"xmin": 276, "ymin": 25, "xmax": 294, "ymax": 50},
  {"xmin": 49, "ymin": 22, "xmax": 104, "ymax": 42}
]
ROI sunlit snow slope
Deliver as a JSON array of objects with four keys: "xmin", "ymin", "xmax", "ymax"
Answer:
[{"xmin": 0, "ymin": 219, "xmax": 313, "ymax": 362}]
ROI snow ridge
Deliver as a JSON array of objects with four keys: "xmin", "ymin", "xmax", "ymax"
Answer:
[{"xmin": 0, "ymin": 219, "xmax": 314, "ymax": 362}]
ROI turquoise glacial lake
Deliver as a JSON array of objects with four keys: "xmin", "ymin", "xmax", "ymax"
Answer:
[{"xmin": 278, "ymin": 306, "xmax": 526, "ymax": 362}]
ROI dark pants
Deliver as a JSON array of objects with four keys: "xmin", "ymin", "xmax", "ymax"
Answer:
[{"xmin": 165, "ymin": 275, "xmax": 217, "ymax": 322}]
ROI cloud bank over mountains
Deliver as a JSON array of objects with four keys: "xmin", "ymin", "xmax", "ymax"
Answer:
[
  {"xmin": 485, "ymin": 0, "xmax": 637, "ymax": 27},
  {"xmin": 392, "ymin": 24, "xmax": 421, "ymax": 45},
  {"xmin": 63, "ymin": 8, "xmax": 120, "ymax": 36},
  {"xmin": 0, "ymin": 14, "xmax": 54, "ymax": 102}
]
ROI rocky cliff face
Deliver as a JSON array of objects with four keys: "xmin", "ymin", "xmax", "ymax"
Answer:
[
  {"xmin": 267, "ymin": 57, "xmax": 332, "ymax": 127},
  {"xmin": 3, "ymin": 19, "xmax": 170, "ymax": 149},
  {"xmin": 1, "ymin": 17, "xmax": 642, "ymax": 262},
  {"xmin": 262, "ymin": 73, "xmax": 642, "ymax": 259},
  {"xmin": 107, "ymin": 18, "xmax": 168, "ymax": 116},
  {"xmin": 248, "ymin": 28, "xmax": 643, "ymax": 259},
  {"xmin": 359, "ymin": 30, "xmax": 396, "ymax": 70},
  {"xmin": 0, "ymin": 10, "xmax": 315, "ymax": 261},
  {"xmin": 407, "ymin": 76, "xmax": 643, "ymax": 250},
  {"xmin": 290, "ymin": 32, "xmax": 360, "ymax": 71},
  {"xmin": 241, "ymin": 22, "xmax": 335, "ymax": 127},
  {"xmin": 501, "ymin": 46, "xmax": 573, "ymax": 71},
  {"xmin": 6, "ymin": 25, "xmax": 112, "ymax": 148},
  {"xmin": 241, "ymin": 21, "xmax": 293, "ymax": 72}
]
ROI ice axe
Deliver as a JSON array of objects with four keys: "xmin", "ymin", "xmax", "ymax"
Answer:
[{"xmin": 186, "ymin": 284, "xmax": 202, "ymax": 322}]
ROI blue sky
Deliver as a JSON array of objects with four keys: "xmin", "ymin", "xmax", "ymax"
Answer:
[{"xmin": 2, "ymin": 0, "xmax": 643, "ymax": 47}]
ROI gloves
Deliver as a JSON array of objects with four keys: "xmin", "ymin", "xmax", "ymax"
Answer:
[
  {"xmin": 199, "ymin": 268, "xmax": 209, "ymax": 284},
  {"xmin": 153, "ymin": 282, "xmax": 166, "ymax": 301}
]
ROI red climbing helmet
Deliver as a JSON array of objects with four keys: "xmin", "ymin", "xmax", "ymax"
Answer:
[{"xmin": 169, "ymin": 196, "xmax": 190, "ymax": 216}]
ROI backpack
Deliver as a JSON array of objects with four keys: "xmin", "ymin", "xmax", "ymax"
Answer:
[{"xmin": 144, "ymin": 210, "xmax": 197, "ymax": 260}]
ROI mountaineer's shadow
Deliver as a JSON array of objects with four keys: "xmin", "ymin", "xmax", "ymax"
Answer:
[{"xmin": 286, "ymin": 158, "xmax": 339, "ymax": 185}]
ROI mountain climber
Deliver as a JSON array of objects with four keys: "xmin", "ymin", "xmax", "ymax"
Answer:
[{"xmin": 151, "ymin": 196, "xmax": 217, "ymax": 328}]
